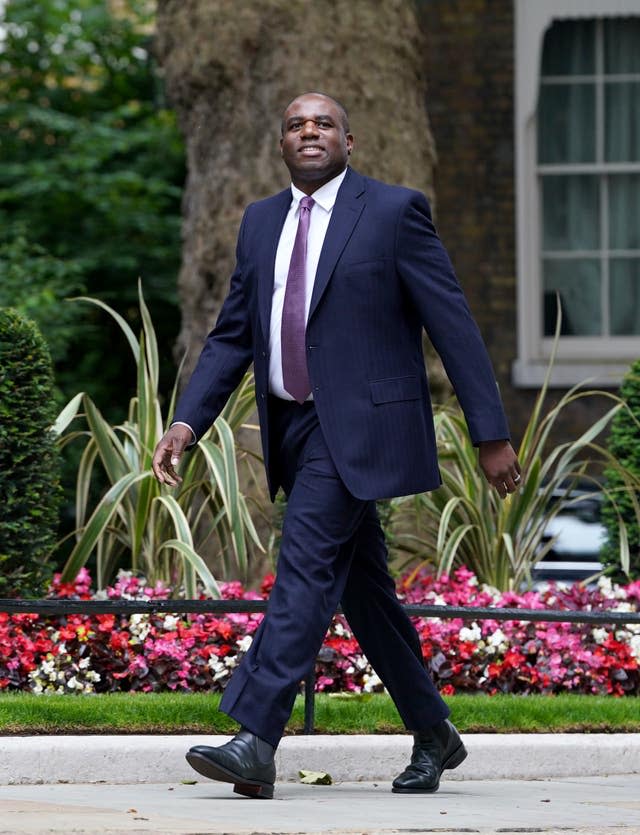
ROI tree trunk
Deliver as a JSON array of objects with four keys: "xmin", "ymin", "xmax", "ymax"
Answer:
[{"xmin": 155, "ymin": 0, "xmax": 449, "ymax": 395}]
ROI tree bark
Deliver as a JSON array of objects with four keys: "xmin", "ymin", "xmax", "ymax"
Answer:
[{"xmin": 155, "ymin": 0, "xmax": 448, "ymax": 394}]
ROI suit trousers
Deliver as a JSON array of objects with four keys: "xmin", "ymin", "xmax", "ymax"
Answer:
[{"xmin": 219, "ymin": 398, "xmax": 450, "ymax": 747}]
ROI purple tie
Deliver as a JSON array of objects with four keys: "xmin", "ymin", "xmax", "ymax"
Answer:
[{"xmin": 281, "ymin": 195, "xmax": 314, "ymax": 403}]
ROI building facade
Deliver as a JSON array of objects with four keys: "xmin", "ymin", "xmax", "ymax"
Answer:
[{"xmin": 418, "ymin": 0, "xmax": 640, "ymax": 443}]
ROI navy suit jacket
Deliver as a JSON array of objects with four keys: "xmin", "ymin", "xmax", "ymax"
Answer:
[{"xmin": 173, "ymin": 167, "xmax": 510, "ymax": 501}]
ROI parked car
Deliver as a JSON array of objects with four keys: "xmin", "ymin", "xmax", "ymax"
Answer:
[{"xmin": 532, "ymin": 487, "xmax": 605, "ymax": 584}]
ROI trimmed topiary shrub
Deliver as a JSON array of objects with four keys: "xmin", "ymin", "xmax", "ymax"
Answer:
[
  {"xmin": 601, "ymin": 358, "xmax": 640, "ymax": 581},
  {"xmin": 0, "ymin": 308, "xmax": 60, "ymax": 596}
]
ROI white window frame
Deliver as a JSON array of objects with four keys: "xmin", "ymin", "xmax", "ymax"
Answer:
[{"xmin": 513, "ymin": 0, "xmax": 640, "ymax": 388}]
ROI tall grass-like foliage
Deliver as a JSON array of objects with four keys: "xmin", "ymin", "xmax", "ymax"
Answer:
[
  {"xmin": 389, "ymin": 334, "xmax": 628, "ymax": 591},
  {"xmin": 0, "ymin": 309, "xmax": 60, "ymax": 596},
  {"xmin": 53, "ymin": 285, "xmax": 262, "ymax": 596},
  {"xmin": 601, "ymin": 360, "xmax": 640, "ymax": 581}
]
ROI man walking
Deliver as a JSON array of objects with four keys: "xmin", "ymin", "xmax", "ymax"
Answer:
[{"xmin": 152, "ymin": 92, "xmax": 521, "ymax": 798}]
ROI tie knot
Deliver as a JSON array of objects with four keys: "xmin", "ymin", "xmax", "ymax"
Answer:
[{"xmin": 300, "ymin": 196, "xmax": 315, "ymax": 212}]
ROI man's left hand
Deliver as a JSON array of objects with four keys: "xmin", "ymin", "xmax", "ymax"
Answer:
[{"xmin": 478, "ymin": 439, "xmax": 522, "ymax": 500}]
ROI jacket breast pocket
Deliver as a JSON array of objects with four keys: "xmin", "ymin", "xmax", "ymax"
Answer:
[
  {"xmin": 370, "ymin": 375, "xmax": 422, "ymax": 404},
  {"xmin": 340, "ymin": 258, "xmax": 386, "ymax": 281}
]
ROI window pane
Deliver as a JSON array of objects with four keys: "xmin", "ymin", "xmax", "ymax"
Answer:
[
  {"xmin": 541, "ymin": 19, "xmax": 595, "ymax": 76},
  {"xmin": 543, "ymin": 259, "xmax": 601, "ymax": 336},
  {"xmin": 605, "ymin": 82, "xmax": 640, "ymax": 162},
  {"xmin": 609, "ymin": 174, "xmax": 640, "ymax": 250},
  {"xmin": 604, "ymin": 18, "xmax": 640, "ymax": 74},
  {"xmin": 538, "ymin": 84, "xmax": 595, "ymax": 163},
  {"xmin": 542, "ymin": 175, "xmax": 599, "ymax": 251},
  {"xmin": 610, "ymin": 259, "xmax": 640, "ymax": 335}
]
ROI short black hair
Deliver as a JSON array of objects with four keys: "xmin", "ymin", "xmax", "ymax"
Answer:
[{"xmin": 281, "ymin": 92, "xmax": 350, "ymax": 136}]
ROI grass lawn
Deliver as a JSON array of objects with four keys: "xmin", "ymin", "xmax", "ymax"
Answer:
[{"xmin": 0, "ymin": 692, "xmax": 638, "ymax": 735}]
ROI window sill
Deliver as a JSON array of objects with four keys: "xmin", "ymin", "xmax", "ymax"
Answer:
[{"xmin": 511, "ymin": 359, "xmax": 630, "ymax": 389}]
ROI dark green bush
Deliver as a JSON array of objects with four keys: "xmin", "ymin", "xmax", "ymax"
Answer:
[
  {"xmin": 0, "ymin": 309, "xmax": 60, "ymax": 596},
  {"xmin": 601, "ymin": 359, "xmax": 640, "ymax": 581}
]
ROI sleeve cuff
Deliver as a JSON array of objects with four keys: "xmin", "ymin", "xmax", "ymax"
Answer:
[{"xmin": 171, "ymin": 421, "xmax": 197, "ymax": 446}]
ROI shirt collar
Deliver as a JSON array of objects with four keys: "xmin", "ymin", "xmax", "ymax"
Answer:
[{"xmin": 290, "ymin": 168, "xmax": 348, "ymax": 213}]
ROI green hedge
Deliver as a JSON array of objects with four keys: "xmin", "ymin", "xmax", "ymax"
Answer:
[
  {"xmin": 601, "ymin": 358, "xmax": 640, "ymax": 581},
  {"xmin": 0, "ymin": 309, "xmax": 60, "ymax": 596}
]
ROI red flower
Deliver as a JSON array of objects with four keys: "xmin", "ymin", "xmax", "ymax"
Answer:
[{"xmin": 109, "ymin": 632, "xmax": 130, "ymax": 652}]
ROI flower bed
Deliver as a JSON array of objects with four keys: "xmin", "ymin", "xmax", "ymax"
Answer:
[{"xmin": 0, "ymin": 567, "xmax": 638, "ymax": 696}]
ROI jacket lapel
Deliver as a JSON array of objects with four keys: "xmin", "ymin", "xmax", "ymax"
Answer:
[
  {"xmin": 308, "ymin": 167, "xmax": 366, "ymax": 321},
  {"xmin": 258, "ymin": 188, "xmax": 292, "ymax": 343}
]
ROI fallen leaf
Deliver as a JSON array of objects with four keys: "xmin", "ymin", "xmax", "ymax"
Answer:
[
  {"xmin": 180, "ymin": 779, "xmax": 198, "ymax": 785},
  {"xmin": 299, "ymin": 769, "xmax": 332, "ymax": 785}
]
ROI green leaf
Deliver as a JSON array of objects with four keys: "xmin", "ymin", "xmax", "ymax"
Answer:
[
  {"xmin": 157, "ymin": 539, "xmax": 220, "ymax": 599},
  {"xmin": 51, "ymin": 392, "xmax": 84, "ymax": 436},
  {"xmin": 61, "ymin": 471, "xmax": 149, "ymax": 583}
]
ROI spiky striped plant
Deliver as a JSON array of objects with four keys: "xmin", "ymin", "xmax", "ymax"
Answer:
[
  {"xmin": 52, "ymin": 284, "xmax": 262, "ymax": 596},
  {"xmin": 388, "ymin": 323, "xmax": 629, "ymax": 591}
]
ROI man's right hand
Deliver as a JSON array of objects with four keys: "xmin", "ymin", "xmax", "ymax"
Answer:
[{"xmin": 152, "ymin": 424, "xmax": 194, "ymax": 486}]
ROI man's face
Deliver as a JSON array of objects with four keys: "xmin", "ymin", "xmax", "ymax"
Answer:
[{"xmin": 280, "ymin": 94, "xmax": 354, "ymax": 193}]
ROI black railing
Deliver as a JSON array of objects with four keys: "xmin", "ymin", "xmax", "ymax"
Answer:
[{"xmin": 2, "ymin": 598, "xmax": 639, "ymax": 734}]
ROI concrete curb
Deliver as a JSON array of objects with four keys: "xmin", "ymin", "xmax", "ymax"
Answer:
[{"xmin": 0, "ymin": 734, "xmax": 639, "ymax": 785}]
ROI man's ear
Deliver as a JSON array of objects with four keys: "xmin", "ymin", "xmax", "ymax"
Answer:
[{"xmin": 279, "ymin": 138, "xmax": 284, "ymax": 157}]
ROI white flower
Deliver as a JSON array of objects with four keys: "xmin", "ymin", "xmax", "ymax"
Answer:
[
  {"xmin": 128, "ymin": 613, "xmax": 151, "ymax": 643},
  {"xmin": 163, "ymin": 615, "xmax": 180, "ymax": 631},
  {"xmin": 592, "ymin": 627, "xmax": 608, "ymax": 645},
  {"xmin": 629, "ymin": 634, "xmax": 640, "ymax": 662},
  {"xmin": 487, "ymin": 628, "xmax": 508, "ymax": 654},
  {"xmin": 207, "ymin": 657, "xmax": 230, "ymax": 682},
  {"xmin": 459, "ymin": 623, "xmax": 481, "ymax": 643},
  {"xmin": 41, "ymin": 659, "xmax": 55, "ymax": 676},
  {"xmin": 362, "ymin": 672, "xmax": 382, "ymax": 693},
  {"xmin": 236, "ymin": 635, "xmax": 253, "ymax": 653}
]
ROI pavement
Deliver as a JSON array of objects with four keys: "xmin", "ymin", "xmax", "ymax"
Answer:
[{"xmin": 0, "ymin": 735, "xmax": 638, "ymax": 834}]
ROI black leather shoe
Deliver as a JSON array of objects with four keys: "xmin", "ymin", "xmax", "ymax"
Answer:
[
  {"xmin": 392, "ymin": 719, "xmax": 467, "ymax": 793},
  {"xmin": 186, "ymin": 729, "xmax": 276, "ymax": 799}
]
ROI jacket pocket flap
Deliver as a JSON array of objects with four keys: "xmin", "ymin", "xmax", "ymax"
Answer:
[{"xmin": 370, "ymin": 375, "xmax": 421, "ymax": 404}]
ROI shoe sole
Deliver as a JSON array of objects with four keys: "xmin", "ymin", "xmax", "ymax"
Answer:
[
  {"xmin": 185, "ymin": 751, "xmax": 274, "ymax": 799},
  {"xmin": 391, "ymin": 742, "xmax": 468, "ymax": 794}
]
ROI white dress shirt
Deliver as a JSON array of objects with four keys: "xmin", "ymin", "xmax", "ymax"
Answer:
[
  {"xmin": 268, "ymin": 168, "xmax": 347, "ymax": 399},
  {"xmin": 173, "ymin": 168, "xmax": 347, "ymax": 440}
]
